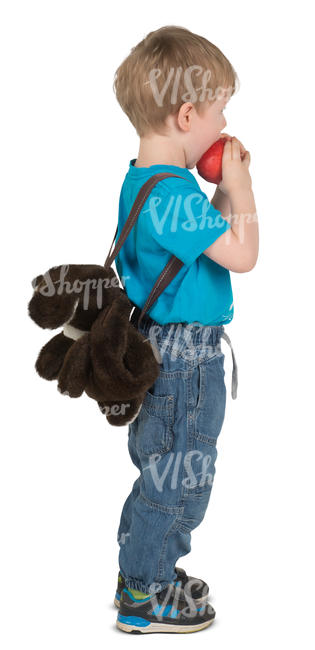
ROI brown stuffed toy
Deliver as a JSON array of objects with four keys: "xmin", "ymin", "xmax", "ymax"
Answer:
[{"xmin": 28, "ymin": 264, "xmax": 161, "ymax": 426}]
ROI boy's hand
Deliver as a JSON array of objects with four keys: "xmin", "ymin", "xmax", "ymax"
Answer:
[
  {"xmin": 219, "ymin": 133, "xmax": 247, "ymax": 158},
  {"xmin": 218, "ymin": 135, "xmax": 251, "ymax": 196},
  {"xmin": 218, "ymin": 133, "xmax": 247, "ymax": 195}
]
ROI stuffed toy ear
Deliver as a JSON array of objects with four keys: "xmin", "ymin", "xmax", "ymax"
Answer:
[
  {"xmin": 28, "ymin": 263, "xmax": 119, "ymax": 331},
  {"xmin": 87, "ymin": 294, "xmax": 132, "ymax": 399},
  {"xmin": 57, "ymin": 333, "xmax": 91, "ymax": 398},
  {"xmin": 28, "ymin": 265, "xmax": 79, "ymax": 329},
  {"xmin": 35, "ymin": 332, "xmax": 74, "ymax": 380},
  {"xmin": 88, "ymin": 292, "xmax": 160, "ymax": 402}
]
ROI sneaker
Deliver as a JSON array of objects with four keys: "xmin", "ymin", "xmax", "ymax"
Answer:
[
  {"xmin": 116, "ymin": 583, "xmax": 215, "ymax": 634},
  {"xmin": 114, "ymin": 566, "xmax": 209, "ymax": 608}
]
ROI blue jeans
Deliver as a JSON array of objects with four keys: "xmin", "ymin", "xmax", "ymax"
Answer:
[{"xmin": 117, "ymin": 312, "xmax": 233, "ymax": 595}]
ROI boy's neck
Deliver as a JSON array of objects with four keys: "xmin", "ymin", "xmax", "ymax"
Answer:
[{"xmin": 135, "ymin": 134, "xmax": 187, "ymax": 169}]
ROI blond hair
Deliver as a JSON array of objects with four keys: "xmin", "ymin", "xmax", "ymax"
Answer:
[{"xmin": 113, "ymin": 25, "xmax": 239, "ymax": 137}]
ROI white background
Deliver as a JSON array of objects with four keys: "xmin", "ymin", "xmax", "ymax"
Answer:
[{"xmin": 1, "ymin": 0, "xmax": 314, "ymax": 647}]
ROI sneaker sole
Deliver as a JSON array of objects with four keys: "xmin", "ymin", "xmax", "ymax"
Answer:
[{"xmin": 116, "ymin": 616, "xmax": 214, "ymax": 634}]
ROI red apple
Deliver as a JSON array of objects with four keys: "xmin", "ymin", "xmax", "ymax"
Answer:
[
  {"xmin": 196, "ymin": 137, "xmax": 228, "ymax": 184},
  {"xmin": 197, "ymin": 136, "xmax": 246, "ymax": 184}
]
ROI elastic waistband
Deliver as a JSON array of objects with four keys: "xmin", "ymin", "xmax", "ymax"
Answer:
[{"xmin": 130, "ymin": 306, "xmax": 238, "ymax": 399}]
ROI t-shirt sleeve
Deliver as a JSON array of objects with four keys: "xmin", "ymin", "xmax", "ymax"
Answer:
[{"xmin": 148, "ymin": 185, "xmax": 232, "ymax": 267}]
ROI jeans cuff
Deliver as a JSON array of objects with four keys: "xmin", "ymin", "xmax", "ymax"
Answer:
[{"xmin": 123, "ymin": 576, "xmax": 170, "ymax": 595}]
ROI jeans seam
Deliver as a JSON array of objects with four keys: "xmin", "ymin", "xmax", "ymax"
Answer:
[
  {"xmin": 139, "ymin": 491, "xmax": 184, "ymax": 516},
  {"xmin": 156, "ymin": 516, "xmax": 182, "ymax": 582}
]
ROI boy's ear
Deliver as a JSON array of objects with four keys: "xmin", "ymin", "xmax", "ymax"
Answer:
[{"xmin": 177, "ymin": 102, "xmax": 194, "ymax": 132}]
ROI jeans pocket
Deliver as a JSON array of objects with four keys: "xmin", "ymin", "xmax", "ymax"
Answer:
[
  {"xmin": 181, "ymin": 357, "xmax": 226, "ymax": 497},
  {"xmin": 194, "ymin": 354, "xmax": 226, "ymax": 445},
  {"xmin": 135, "ymin": 391, "xmax": 175, "ymax": 456}
]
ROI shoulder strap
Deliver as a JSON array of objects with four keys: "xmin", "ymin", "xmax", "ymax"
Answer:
[{"xmin": 104, "ymin": 172, "xmax": 194, "ymax": 328}]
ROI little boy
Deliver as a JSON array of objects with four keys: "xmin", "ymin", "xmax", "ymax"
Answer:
[{"xmin": 112, "ymin": 25, "xmax": 259, "ymax": 633}]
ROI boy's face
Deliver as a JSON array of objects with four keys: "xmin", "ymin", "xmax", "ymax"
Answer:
[{"xmin": 184, "ymin": 91, "xmax": 230, "ymax": 169}]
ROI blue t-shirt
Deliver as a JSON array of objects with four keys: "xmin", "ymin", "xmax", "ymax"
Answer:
[{"xmin": 114, "ymin": 159, "xmax": 234, "ymax": 326}]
